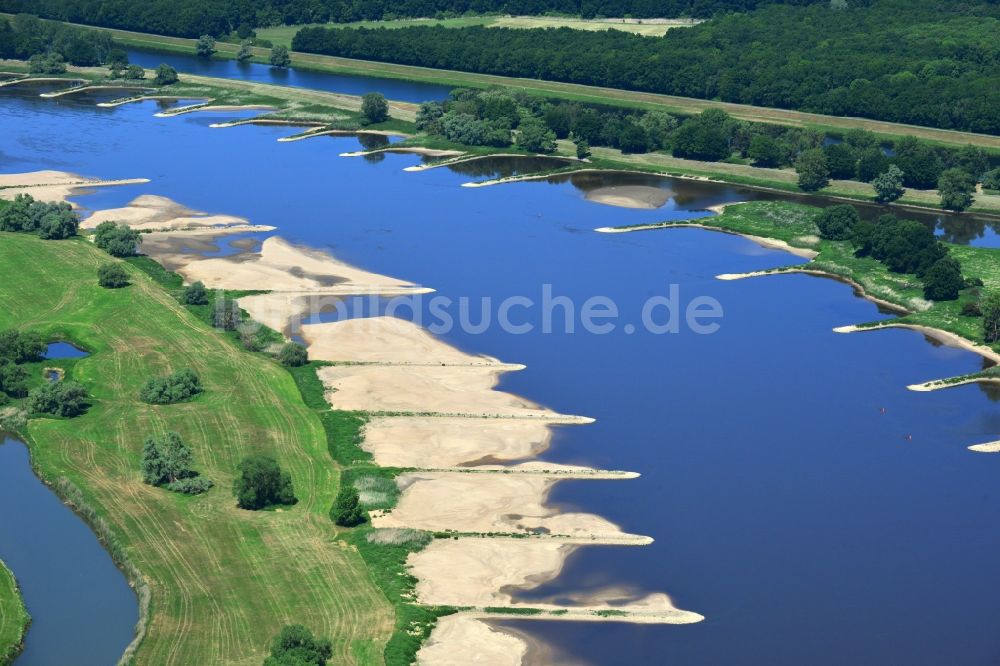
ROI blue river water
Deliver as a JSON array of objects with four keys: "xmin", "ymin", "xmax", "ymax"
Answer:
[
  {"xmin": 2, "ymin": 71, "xmax": 1000, "ymax": 665},
  {"xmin": 0, "ymin": 437, "xmax": 136, "ymax": 666},
  {"xmin": 124, "ymin": 47, "xmax": 452, "ymax": 103}
]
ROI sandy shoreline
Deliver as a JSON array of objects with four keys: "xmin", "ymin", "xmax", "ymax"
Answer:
[
  {"xmin": 597, "ymin": 220, "xmax": 820, "ymax": 259},
  {"xmin": 968, "ymin": 441, "xmax": 1000, "ymax": 453},
  {"xmin": 0, "ymin": 170, "xmax": 149, "ymax": 204},
  {"xmin": 7, "ymin": 169, "xmax": 694, "ymax": 664},
  {"xmin": 834, "ymin": 323, "xmax": 1000, "ymax": 365}
]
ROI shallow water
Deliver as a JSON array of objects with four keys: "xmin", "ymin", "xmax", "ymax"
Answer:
[
  {"xmin": 0, "ymin": 437, "xmax": 137, "ymax": 665},
  {"xmin": 3, "ymin": 80, "xmax": 1000, "ymax": 665}
]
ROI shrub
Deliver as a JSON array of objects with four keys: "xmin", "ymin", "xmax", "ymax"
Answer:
[
  {"xmin": 265, "ymin": 625, "xmax": 332, "ymax": 666},
  {"xmin": 94, "ymin": 221, "xmax": 142, "ymax": 257},
  {"xmin": 142, "ymin": 431, "xmax": 212, "ymax": 494},
  {"xmin": 872, "ymin": 165, "xmax": 905, "ymax": 204},
  {"xmin": 26, "ymin": 381, "xmax": 87, "ymax": 417},
  {"xmin": 153, "ymin": 63, "xmax": 178, "ymax": 86},
  {"xmin": 921, "ymin": 257, "xmax": 964, "ymax": 301},
  {"xmin": 233, "ymin": 455, "xmax": 296, "ymax": 510},
  {"xmin": 961, "ymin": 302, "xmax": 982, "ymax": 317},
  {"xmin": 98, "ymin": 263, "xmax": 129, "ymax": 288},
  {"xmin": 0, "ymin": 330, "xmax": 45, "ymax": 364},
  {"xmin": 983, "ymin": 168, "xmax": 1000, "ymax": 191},
  {"xmin": 982, "ymin": 291, "xmax": 1000, "ymax": 343},
  {"xmin": 361, "ymin": 92, "xmax": 389, "ymax": 125},
  {"xmin": 0, "ymin": 361, "xmax": 28, "ymax": 398},
  {"xmin": 195, "ymin": 35, "xmax": 216, "ymax": 58},
  {"xmin": 938, "ymin": 167, "xmax": 975, "ymax": 212},
  {"xmin": 139, "ymin": 368, "xmax": 202, "ymax": 404},
  {"xmin": 269, "ymin": 44, "xmax": 290, "ymax": 68},
  {"xmin": 794, "ymin": 148, "xmax": 830, "ymax": 192},
  {"xmin": 331, "ymin": 485, "xmax": 365, "ymax": 527},
  {"xmin": 166, "ymin": 477, "xmax": 214, "ymax": 495},
  {"xmin": 213, "ymin": 297, "xmax": 242, "ymax": 330},
  {"xmin": 278, "ymin": 342, "xmax": 308, "ymax": 367},
  {"xmin": 182, "ymin": 281, "xmax": 208, "ymax": 305},
  {"xmin": 124, "ymin": 64, "xmax": 145, "ymax": 80},
  {"xmin": 816, "ymin": 205, "xmax": 860, "ymax": 241}
]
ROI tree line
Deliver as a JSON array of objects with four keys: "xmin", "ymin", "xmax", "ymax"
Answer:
[
  {"xmin": 294, "ymin": 0, "xmax": 1000, "ymax": 135},
  {"xmin": 416, "ymin": 87, "xmax": 998, "ymax": 205},
  {"xmin": 0, "ymin": 0, "xmax": 827, "ymax": 38}
]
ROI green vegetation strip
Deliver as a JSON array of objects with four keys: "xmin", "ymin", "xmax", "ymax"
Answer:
[
  {"xmin": 287, "ymin": 361, "xmax": 454, "ymax": 664},
  {"xmin": 629, "ymin": 201, "xmax": 1000, "ymax": 351},
  {"xmin": 0, "ymin": 560, "xmax": 28, "ymax": 666},
  {"xmin": 0, "ymin": 233, "xmax": 394, "ymax": 664}
]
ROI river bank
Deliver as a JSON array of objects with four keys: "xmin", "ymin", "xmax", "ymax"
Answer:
[
  {"xmin": 2, "ymin": 168, "xmax": 702, "ymax": 663},
  {"xmin": 0, "ymin": 557, "xmax": 28, "ymax": 666}
]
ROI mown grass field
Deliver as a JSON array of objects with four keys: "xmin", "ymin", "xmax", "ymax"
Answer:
[
  {"xmin": 0, "ymin": 233, "xmax": 394, "ymax": 665},
  {"xmin": 256, "ymin": 16, "xmax": 699, "ymax": 47},
  {"xmin": 632, "ymin": 201, "xmax": 1000, "ymax": 348},
  {"xmin": 0, "ymin": 561, "xmax": 28, "ymax": 666},
  {"xmin": 10, "ymin": 13, "xmax": 1000, "ymax": 153}
]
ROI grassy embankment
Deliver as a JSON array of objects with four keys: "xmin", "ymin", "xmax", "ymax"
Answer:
[
  {"xmin": 255, "ymin": 15, "xmax": 700, "ymax": 46},
  {"xmin": 10, "ymin": 14, "xmax": 1000, "ymax": 153},
  {"xmin": 606, "ymin": 201, "xmax": 1000, "ymax": 383},
  {"xmin": 0, "ymin": 561, "xmax": 28, "ymax": 666},
  {"xmin": 0, "ymin": 231, "xmax": 397, "ymax": 664}
]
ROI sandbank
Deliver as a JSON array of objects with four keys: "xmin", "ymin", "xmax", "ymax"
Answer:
[
  {"xmin": 416, "ymin": 614, "xmax": 526, "ymax": 666},
  {"xmin": 373, "ymin": 471, "xmax": 629, "ymax": 537},
  {"xmin": 345, "ymin": 147, "xmax": 463, "ymax": 160},
  {"xmin": 278, "ymin": 128, "xmax": 408, "ymax": 143},
  {"xmin": 301, "ymin": 317, "xmax": 505, "ymax": 366},
  {"xmin": 317, "ymin": 364, "xmax": 567, "ymax": 416},
  {"xmin": 81, "ymin": 194, "xmax": 253, "ymax": 231},
  {"xmin": 361, "ymin": 416, "xmax": 555, "ymax": 467},
  {"xmin": 177, "ymin": 236, "xmax": 426, "ymax": 293},
  {"xmin": 968, "ymin": 441, "xmax": 1000, "ymax": 453},
  {"xmin": 597, "ymin": 221, "xmax": 819, "ymax": 259},
  {"xmin": 154, "ymin": 103, "xmax": 276, "ymax": 117},
  {"xmin": 0, "ymin": 170, "xmax": 149, "ymax": 204},
  {"xmin": 834, "ymin": 323, "xmax": 1000, "ymax": 365},
  {"xmin": 585, "ymin": 185, "xmax": 670, "ymax": 209}
]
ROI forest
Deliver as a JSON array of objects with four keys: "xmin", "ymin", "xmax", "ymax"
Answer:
[
  {"xmin": 294, "ymin": 0, "xmax": 1000, "ymax": 134},
  {"xmin": 0, "ymin": 0, "xmax": 828, "ymax": 36}
]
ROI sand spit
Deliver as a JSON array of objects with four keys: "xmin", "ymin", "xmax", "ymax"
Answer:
[
  {"xmin": 417, "ymin": 614, "xmax": 527, "ymax": 666},
  {"xmin": 154, "ymin": 103, "xmax": 276, "ymax": 117},
  {"xmin": 585, "ymin": 185, "xmax": 670, "ymax": 209},
  {"xmin": 348, "ymin": 147, "xmax": 464, "ymax": 160},
  {"xmin": 906, "ymin": 375, "xmax": 1000, "ymax": 392},
  {"xmin": 968, "ymin": 441, "xmax": 1000, "ymax": 453},
  {"xmin": 178, "ymin": 236, "xmax": 426, "ymax": 293},
  {"xmin": 720, "ymin": 268, "xmax": 907, "ymax": 314},
  {"xmin": 97, "ymin": 95, "xmax": 198, "ymax": 108},
  {"xmin": 834, "ymin": 324, "xmax": 1000, "ymax": 365},
  {"xmin": 0, "ymin": 170, "xmax": 149, "ymax": 204},
  {"xmin": 597, "ymin": 221, "xmax": 819, "ymax": 259},
  {"xmin": 375, "ymin": 471, "xmax": 635, "ymax": 537},
  {"xmin": 208, "ymin": 119, "xmax": 325, "ymax": 129},
  {"xmin": 361, "ymin": 417, "xmax": 557, "ymax": 468},
  {"xmin": 39, "ymin": 84, "xmax": 149, "ymax": 99},
  {"xmin": 302, "ymin": 317, "xmax": 506, "ymax": 366},
  {"xmin": 0, "ymin": 76, "xmax": 84, "ymax": 89},
  {"xmin": 278, "ymin": 128, "xmax": 409, "ymax": 143},
  {"xmin": 317, "ymin": 364, "xmax": 569, "ymax": 416},
  {"xmin": 81, "ymin": 194, "xmax": 252, "ymax": 231}
]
